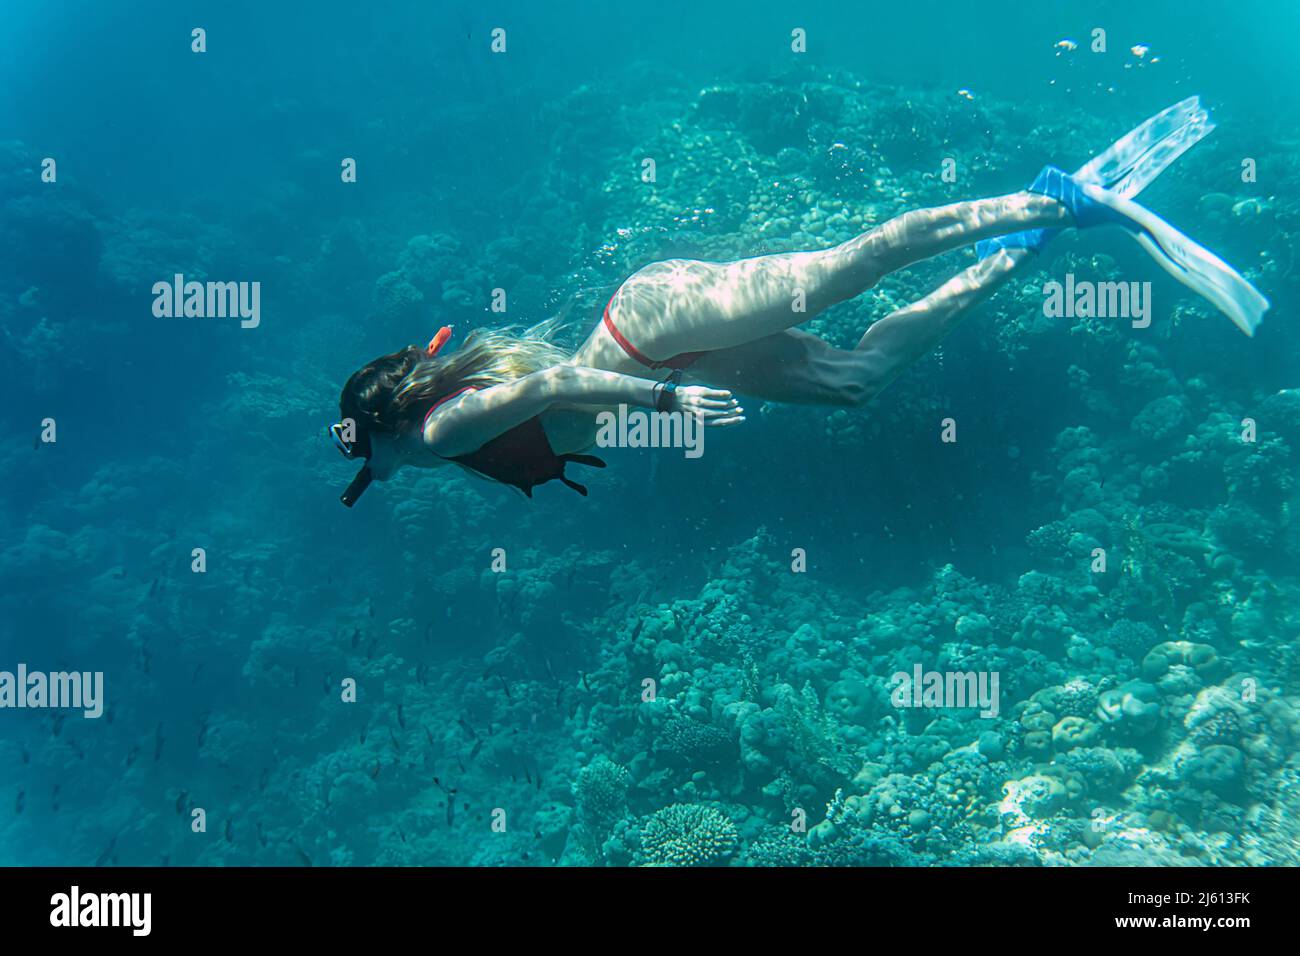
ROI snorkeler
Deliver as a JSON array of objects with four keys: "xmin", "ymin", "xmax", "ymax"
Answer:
[{"xmin": 330, "ymin": 97, "xmax": 1268, "ymax": 506}]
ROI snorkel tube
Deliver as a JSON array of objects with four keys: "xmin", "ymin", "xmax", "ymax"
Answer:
[
  {"xmin": 329, "ymin": 419, "xmax": 375, "ymax": 507},
  {"xmin": 340, "ymin": 464, "xmax": 373, "ymax": 508}
]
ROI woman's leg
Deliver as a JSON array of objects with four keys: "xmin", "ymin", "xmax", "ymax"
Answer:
[
  {"xmin": 614, "ymin": 192, "xmax": 1068, "ymax": 360},
  {"xmin": 690, "ymin": 247, "xmax": 1035, "ymax": 406}
]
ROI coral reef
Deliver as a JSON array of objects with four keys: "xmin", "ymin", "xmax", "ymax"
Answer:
[{"xmin": 3, "ymin": 61, "xmax": 1296, "ymax": 871}]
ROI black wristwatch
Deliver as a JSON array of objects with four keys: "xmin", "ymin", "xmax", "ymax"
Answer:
[{"xmin": 653, "ymin": 379, "xmax": 677, "ymax": 412}]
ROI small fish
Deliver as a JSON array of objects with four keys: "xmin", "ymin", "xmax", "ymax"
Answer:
[
  {"xmin": 52, "ymin": 713, "xmax": 65, "ymax": 738},
  {"xmin": 125, "ymin": 745, "xmax": 140, "ymax": 767},
  {"xmin": 555, "ymin": 686, "xmax": 564, "ymax": 710},
  {"xmin": 397, "ymin": 703, "xmax": 406, "ymax": 729},
  {"xmin": 68, "ymin": 738, "xmax": 85, "ymax": 760},
  {"xmin": 446, "ymin": 800, "xmax": 455, "ymax": 827},
  {"xmin": 580, "ymin": 672, "xmax": 591, "ymax": 692},
  {"xmin": 631, "ymin": 620, "xmax": 644, "ymax": 641},
  {"xmin": 323, "ymin": 672, "xmax": 332, "ymax": 695},
  {"xmin": 456, "ymin": 757, "xmax": 466, "ymax": 774},
  {"xmin": 525, "ymin": 768, "xmax": 533, "ymax": 785},
  {"xmin": 148, "ymin": 577, "xmax": 159, "ymax": 598},
  {"xmin": 191, "ymin": 663, "xmax": 204, "ymax": 684},
  {"xmin": 350, "ymin": 628, "xmax": 361, "ymax": 649},
  {"xmin": 1131, "ymin": 43, "xmax": 1150, "ymax": 58},
  {"xmin": 470, "ymin": 739, "xmax": 483, "ymax": 760},
  {"xmin": 498, "ymin": 676, "xmax": 512, "ymax": 700},
  {"xmin": 457, "ymin": 717, "xmax": 477, "ymax": 739},
  {"xmin": 369, "ymin": 760, "xmax": 381, "ymax": 780},
  {"xmin": 536, "ymin": 772, "xmax": 542, "ymax": 791},
  {"xmin": 293, "ymin": 844, "xmax": 313, "ymax": 867},
  {"xmin": 15, "ymin": 790, "xmax": 25, "ymax": 814},
  {"xmin": 256, "ymin": 821, "xmax": 268, "ymax": 848},
  {"xmin": 1054, "ymin": 38, "xmax": 1078, "ymax": 52},
  {"xmin": 20, "ymin": 745, "xmax": 29, "ymax": 765},
  {"xmin": 51, "ymin": 784, "xmax": 60, "ymax": 812},
  {"xmin": 423, "ymin": 725, "xmax": 435, "ymax": 748},
  {"xmin": 424, "ymin": 622, "xmax": 434, "ymax": 643},
  {"xmin": 175, "ymin": 790, "xmax": 188, "ymax": 815},
  {"xmin": 397, "ymin": 827, "xmax": 407, "ymax": 844},
  {"xmin": 388, "ymin": 727, "xmax": 400, "ymax": 752},
  {"xmin": 259, "ymin": 768, "xmax": 270, "ymax": 793},
  {"xmin": 224, "ymin": 818, "xmax": 233, "ymax": 843}
]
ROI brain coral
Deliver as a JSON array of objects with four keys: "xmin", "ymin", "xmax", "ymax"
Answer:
[
  {"xmin": 640, "ymin": 804, "xmax": 738, "ymax": 867},
  {"xmin": 1096, "ymin": 679, "xmax": 1162, "ymax": 734}
]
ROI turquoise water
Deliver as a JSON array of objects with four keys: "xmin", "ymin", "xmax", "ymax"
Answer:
[{"xmin": 1, "ymin": 0, "xmax": 1297, "ymax": 866}]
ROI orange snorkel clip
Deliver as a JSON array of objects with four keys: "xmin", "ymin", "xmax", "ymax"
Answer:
[{"xmin": 426, "ymin": 326, "xmax": 453, "ymax": 357}]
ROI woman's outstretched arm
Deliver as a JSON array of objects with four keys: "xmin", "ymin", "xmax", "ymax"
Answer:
[{"xmin": 423, "ymin": 366, "xmax": 742, "ymax": 456}]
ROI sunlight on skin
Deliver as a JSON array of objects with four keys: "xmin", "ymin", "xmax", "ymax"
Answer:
[
  {"xmin": 589, "ymin": 191, "xmax": 1067, "ymax": 363},
  {"xmin": 385, "ymin": 191, "xmax": 1068, "ymax": 479}
]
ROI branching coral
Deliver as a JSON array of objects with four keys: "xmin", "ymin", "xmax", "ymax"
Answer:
[{"xmin": 640, "ymin": 804, "xmax": 737, "ymax": 867}]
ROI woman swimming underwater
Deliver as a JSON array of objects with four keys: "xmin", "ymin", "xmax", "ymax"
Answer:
[{"xmin": 330, "ymin": 97, "xmax": 1268, "ymax": 507}]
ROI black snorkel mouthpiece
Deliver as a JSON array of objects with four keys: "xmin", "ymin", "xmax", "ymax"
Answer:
[{"xmin": 341, "ymin": 465, "xmax": 373, "ymax": 508}]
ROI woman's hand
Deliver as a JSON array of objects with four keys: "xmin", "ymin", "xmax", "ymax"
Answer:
[{"xmin": 673, "ymin": 385, "xmax": 745, "ymax": 427}]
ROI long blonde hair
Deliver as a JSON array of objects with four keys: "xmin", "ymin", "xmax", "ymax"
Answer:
[{"xmin": 339, "ymin": 320, "xmax": 570, "ymax": 437}]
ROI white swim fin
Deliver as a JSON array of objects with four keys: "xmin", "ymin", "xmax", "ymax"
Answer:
[
  {"xmin": 1073, "ymin": 96, "xmax": 1213, "ymax": 198},
  {"xmin": 1077, "ymin": 181, "xmax": 1271, "ymax": 336}
]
